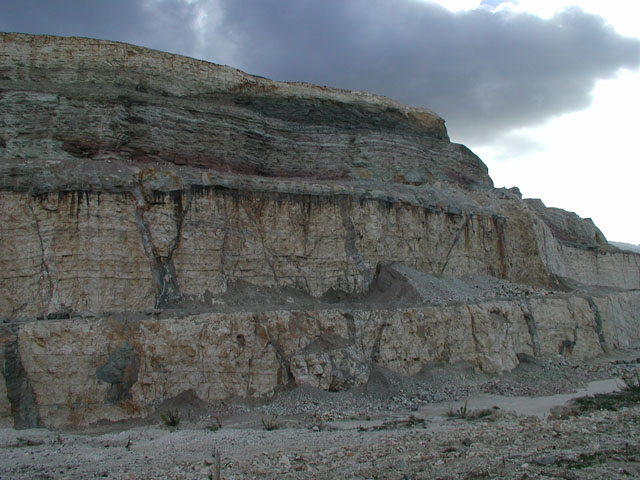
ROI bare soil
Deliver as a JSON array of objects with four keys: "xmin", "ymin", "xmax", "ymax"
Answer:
[{"xmin": 2, "ymin": 349, "xmax": 639, "ymax": 479}]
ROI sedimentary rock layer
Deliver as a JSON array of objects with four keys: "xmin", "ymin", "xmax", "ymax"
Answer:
[
  {"xmin": 0, "ymin": 179, "xmax": 553, "ymax": 319},
  {"xmin": 1, "ymin": 33, "xmax": 639, "ymax": 428},
  {"xmin": 2, "ymin": 167, "xmax": 638, "ymax": 319},
  {"xmin": 0, "ymin": 33, "xmax": 489, "ymax": 188},
  {"xmin": 1, "ymin": 290, "xmax": 638, "ymax": 427}
]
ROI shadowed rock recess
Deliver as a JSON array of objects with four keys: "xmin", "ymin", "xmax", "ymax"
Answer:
[{"xmin": 0, "ymin": 32, "xmax": 639, "ymax": 428}]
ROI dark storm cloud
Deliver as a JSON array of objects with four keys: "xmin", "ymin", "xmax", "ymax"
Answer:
[
  {"xmin": 212, "ymin": 0, "xmax": 640, "ymax": 143},
  {"xmin": 2, "ymin": 0, "xmax": 639, "ymax": 144}
]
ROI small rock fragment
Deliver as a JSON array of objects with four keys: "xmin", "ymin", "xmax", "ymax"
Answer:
[{"xmin": 535, "ymin": 455, "xmax": 556, "ymax": 466}]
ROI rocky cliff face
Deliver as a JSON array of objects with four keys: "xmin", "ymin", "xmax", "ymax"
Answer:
[{"xmin": 1, "ymin": 33, "xmax": 639, "ymax": 428}]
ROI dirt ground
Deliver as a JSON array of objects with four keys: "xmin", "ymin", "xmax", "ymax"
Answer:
[{"xmin": 1, "ymin": 348, "xmax": 639, "ymax": 480}]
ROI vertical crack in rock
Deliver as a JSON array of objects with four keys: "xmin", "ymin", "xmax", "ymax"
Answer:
[
  {"xmin": 370, "ymin": 313, "xmax": 390, "ymax": 363},
  {"xmin": 162, "ymin": 189, "xmax": 192, "ymax": 303},
  {"xmin": 467, "ymin": 306, "xmax": 481, "ymax": 354},
  {"xmin": 263, "ymin": 327, "xmax": 294, "ymax": 388},
  {"xmin": 132, "ymin": 178, "xmax": 192, "ymax": 307},
  {"xmin": 219, "ymin": 202, "xmax": 231, "ymax": 290},
  {"xmin": 2, "ymin": 327, "xmax": 41, "ymax": 429},
  {"xmin": 244, "ymin": 357, "xmax": 254, "ymax": 396},
  {"xmin": 339, "ymin": 201, "xmax": 373, "ymax": 288},
  {"xmin": 342, "ymin": 312, "xmax": 357, "ymax": 343},
  {"xmin": 440, "ymin": 216, "xmax": 469, "ymax": 276},
  {"xmin": 492, "ymin": 216, "xmax": 508, "ymax": 279},
  {"xmin": 538, "ymin": 221, "xmax": 554, "ymax": 273},
  {"xmin": 27, "ymin": 198, "xmax": 53, "ymax": 314},
  {"xmin": 586, "ymin": 296, "xmax": 608, "ymax": 353},
  {"xmin": 520, "ymin": 299, "xmax": 541, "ymax": 357},
  {"xmin": 559, "ymin": 325, "xmax": 579, "ymax": 356},
  {"xmin": 560, "ymin": 303, "xmax": 579, "ymax": 356},
  {"xmin": 96, "ymin": 342, "xmax": 140, "ymax": 403},
  {"xmin": 241, "ymin": 202, "xmax": 280, "ymax": 284}
]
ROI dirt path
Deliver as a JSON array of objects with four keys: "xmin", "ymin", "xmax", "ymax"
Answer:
[{"xmin": 433, "ymin": 378, "xmax": 621, "ymax": 419}]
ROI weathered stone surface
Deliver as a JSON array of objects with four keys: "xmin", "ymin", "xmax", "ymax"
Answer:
[
  {"xmin": 0, "ymin": 291, "xmax": 638, "ymax": 427},
  {"xmin": 1, "ymin": 183, "xmax": 562, "ymax": 319},
  {"xmin": 553, "ymin": 244, "xmax": 640, "ymax": 290},
  {"xmin": 525, "ymin": 198, "xmax": 608, "ymax": 249},
  {"xmin": 290, "ymin": 334, "xmax": 371, "ymax": 391},
  {"xmin": 0, "ymin": 32, "xmax": 491, "ymax": 189},
  {"xmin": 0, "ymin": 33, "xmax": 639, "ymax": 427},
  {"xmin": 0, "ymin": 190, "xmax": 154, "ymax": 318},
  {"xmin": 0, "ymin": 327, "xmax": 40, "ymax": 428},
  {"xmin": 96, "ymin": 342, "xmax": 139, "ymax": 403}
]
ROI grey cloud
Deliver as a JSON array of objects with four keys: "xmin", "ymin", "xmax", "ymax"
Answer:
[
  {"xmin": 483, "ymin": 132, "xmax": 548, "ymax": 161},
  {"xmin": 209, "ymin": 0, "xmax": 640, "ymax": 144}
]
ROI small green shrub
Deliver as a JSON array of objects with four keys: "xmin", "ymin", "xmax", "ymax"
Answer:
[
  {"xmin": 206, "ymin": 417, "xmax": 222, "ymax": 432},
  {"xmin": 261, "ymin": 413, "xmax": 279, "ymax": 431},
  {"xmin": 567, "ymin": 372, "xmax": 640, "ymax": 416},
  {"xmin": 160, "ymin": 408, "xmax": 181, "ymax": 427},
  {"xmin": 446, "ymin": 400, "xmax": 469, "ymax": 419},
  {"xmin": 445, "ymin": 402, "xmax": 497, "ymax": 421}
]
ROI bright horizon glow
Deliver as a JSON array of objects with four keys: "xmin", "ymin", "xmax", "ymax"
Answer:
[{"xmin": 426, "ymin": 0, "xmax": 640, "ymax": 244}]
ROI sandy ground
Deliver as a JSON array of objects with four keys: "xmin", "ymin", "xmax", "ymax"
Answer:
[{"xmin": 1, "ymin": 349, "xmax": 639, "ymax": 480}]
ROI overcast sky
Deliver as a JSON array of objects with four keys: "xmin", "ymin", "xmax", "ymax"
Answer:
[{"xmin": 2, "ymin": 0, "xmax": 639, "ymax": 244}]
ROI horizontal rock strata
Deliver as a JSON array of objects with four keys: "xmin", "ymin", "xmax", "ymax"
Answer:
[
  {"xmin": 0, "ymin": 291, "xmax": 638, "ymax": 427},
  {"xmin": 0, "ymin": 33, "xmax": 489, "ymax": 188},
  {"xmin": 1, "ymin": 33, "xmax": 639, "ymax": 427},
  {"xmin": 0, "ymin": 179, "xmax": 553, "ymax": 318}
]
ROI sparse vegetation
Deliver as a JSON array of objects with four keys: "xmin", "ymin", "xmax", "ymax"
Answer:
[
  {"xmin": 261, "ymin": 413, "xmax": 280, "ymax": 431},
  {"xmin": 445, "ymin": 401, "xmax": 498, "ymax": 421},
  {"xmin": 563, "ymin": 371, "xmax": 640, "ymax": 417},
  {"xmin": 160, "ymin": 409, "xmax": 181, "ymax": 428},
  {"xmin": 206, "ymin": 418, "xmax": 222, "ymax": 432},
  {"xmin": 446, "ymin": 400, "xmax": 470, "ymax": 419}
]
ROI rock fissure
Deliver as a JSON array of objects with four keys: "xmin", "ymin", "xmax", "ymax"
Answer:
[
  {"xmin": 440, "ymin": 216, "xmax": 470, "ymax": 276},
  {"xmin": 558, "ymin": 325, "xmax": 579, "ymax": 356},
  {"xmin": 492, "ymin": 216, "xmax": 508, "ymax": 279},
  {"xmin": 96, "ymin": 342, "xmax": 140, "ymax": 404},
  {"xmin": 342, "ymin": 312, "xmax": 357, "ymax": 343},
  {"xmin": 218, "ymin": 199, "xmax": 232, "ymax": 291},
  {"xmin": 131, "ymin": 179, "xmax": 186, "ymax": 307},
  {"xmin": 240, "ymin": 201, "xmax": 280, "ymax": 285},
  {"xmin": 371, "ymin": 316, "xmax": 391, "ymax": 363},
  {"xmin": 1, "ymin": 327, "xmax": 41, "ymax": 429},
  {"xmin": 339, "ymin": 201, "xmax": 373, "ymax": 289},
  {"xmin": 262, "ymin": 327, "xmax": 294, "ymax": 388},
  {"xmin": 26, "ymin": 197, "xmax": 53, "ymax": 315},
  {"xmin": 586, "ymin": 296, "xmax": 608, "ymax": 353},
  {"xmin": 166, "ymin": 189, "xmax": 192, "ymax": 259},
  {"xmin": 520, "ymin": 299, "xmax": 541, "ymax": 358}
]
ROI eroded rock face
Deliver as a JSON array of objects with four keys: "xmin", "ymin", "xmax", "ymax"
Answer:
[
  {"xmin": 0, "ymin": 184, "xmax": 557, "ymax": 318},
  {"xmin": 0, "ymin": 291, "xmax": 637, "ymax": 427},
  {"xmin": 0, "ymin": 33, "xmax": 639, "ymax": 427},
  {"xmin": 0, "ymin": 32, "xmax": 492, "ymax": 189}
]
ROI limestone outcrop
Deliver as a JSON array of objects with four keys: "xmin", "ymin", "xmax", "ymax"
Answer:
[{"xmin": 1, "ymin": 33, "xmax": 639, "ymax": 428}]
